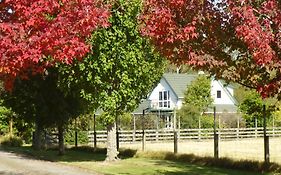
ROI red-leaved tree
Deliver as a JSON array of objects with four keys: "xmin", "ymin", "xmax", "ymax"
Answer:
[
  {"xmin": 0, "ymin": 0, "xmax": 110, "ymax": 90},
  {"xmin": 140, "ymin": 0, "xmax": 281, "ymax": 98}
]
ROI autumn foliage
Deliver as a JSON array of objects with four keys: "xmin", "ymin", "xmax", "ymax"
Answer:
[
  {"xmin": 0, "ymin": 0, "xmax": 110, "ymax": 90},
  {"xmin": 141, "ymin": 0, "xmax": 281, "ymax": 98}
]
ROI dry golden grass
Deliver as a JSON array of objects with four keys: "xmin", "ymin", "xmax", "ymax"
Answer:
[{"xmin": 120, "ymin": 137, "xmax": 281, "ymax": 164}]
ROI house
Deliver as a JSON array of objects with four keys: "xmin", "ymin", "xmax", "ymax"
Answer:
[{"xmin": 133, "ymin": 73, "xmax": 238, "ymax": 128}]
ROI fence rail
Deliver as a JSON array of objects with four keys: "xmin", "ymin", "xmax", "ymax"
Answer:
[{"xmin": 88, "ymin": 127, "xmax": 281, "ymax": 144}]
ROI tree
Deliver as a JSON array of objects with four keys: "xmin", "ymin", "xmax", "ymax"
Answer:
[
  {"xmin": 239, "ymin": 89, "xmax": 276, "ymax": 127},
  {"xmin": 0, "ymin": 0, "xmax": 109, "ymax": 154},
  {"xmin": 59, "ymin": 0, "xmax": 166, "ymax": 161},
  {"xmin": 178, "ymin": 75, "xmax": 213, "ymax": 128},
  {"xmin": 140, "ymin": 0, "xmax": 281, "ymax": 99},
  {"xmin": 165, "ymin": 61, "xmax": 195, "ymax": 74},
  {"xmin": 0, "ymin": 0, "xmax": 110, "ymax": 90},
  {"xmin": 2, "ymin": 69, "xmax": 87, "ymax": 154}
]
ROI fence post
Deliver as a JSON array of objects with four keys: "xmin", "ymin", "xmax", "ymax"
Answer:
[
  {"xmin": 214, "ymin": 106, "xmax": 219, "ymax": 159},
  {"xmin": 174, "ymin": 130, "xmax": 178, "ymax": 154},
  {"xmin": 116, "ymin": 114, "xmax": 120, "ymax": 151},
  {"xmin": 75, "ymin": 130, "xmax": 78, "ymax": 148},
  {"xmin": 255, "ymin": 117, "xmax": 258, "ymax": 138},
  {"xmin": 142, "ymin": 131, "xmax": 146, "ymax": 151},
  {"xmin": 263, "ymin": 105, "xmax": 270, "ymax": 164},
  {"xmin": 236, "ymin": 115, "xmax": 239, "ymax": 139},
  {"xmin": 214, "ymin": 134, "xmax": 219, "ymax": 159},
  {"xmin": 198, "ymin": 115, "xmax": 201, "ymax": 140},
  {"xmin": 273, "ymin": 116, "xmax": 275, "ymax": 137},
  {"xmin": 156, "ymin": 115, "xmax": 159, "ymax": 142},
  {"xmin": 142, "ymin": 109, "xmax": 145, "ymax": 151},
  {"xmin": 178, "ymin": 115, "xmax": 181, "ymax": 141},
  {"xmin": 75, "ymin": 118, "xmax": 78, "ymax": 148},
  {"xmin": 116, "ymin": 129, "xmax": 119, "ymax": 151},
  {"xmin": 94, "ymin": 114, "xmax": 97, "ymax": 148},
  {"xmin": 133, "ymin": 114, "xmax": 136, "ymax": 142}
]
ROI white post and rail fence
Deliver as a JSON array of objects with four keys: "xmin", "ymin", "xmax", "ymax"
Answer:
[{"xmin": 88, "ymin": 127, "xmax": 281, "ymax": 145}]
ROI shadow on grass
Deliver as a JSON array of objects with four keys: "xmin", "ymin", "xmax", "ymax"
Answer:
[
  {"xmin": 0, "ymin": 145, "xmax": 106, "ymax": 162},
  {"xmin": 0, "ymin": 145, "xmax": 137, "ymax": 163},
  {"xmin": 150, "ymin": 159, "xmax": 262, "ymax": 175}
]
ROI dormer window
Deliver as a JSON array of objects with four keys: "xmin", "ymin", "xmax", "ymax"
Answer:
[
  {"xmin": 217, "ymin": 90, "xmax": 221, "ymax": 98},
  {"xmin": 159, "ymin": 90, "xmax": 170, "ymax": 108}
]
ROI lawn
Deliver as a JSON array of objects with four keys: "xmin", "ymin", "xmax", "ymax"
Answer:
[
  {"xmin": 0, "ymin": 146, "xmax": 272, "ymax": 175},
  {"xmin": 120, "ymin": 138, "xmax": 281, "ymax": 164},
  {"xmin": 69, "ymin": 157, "xmax": 264, "ymax": 175}
]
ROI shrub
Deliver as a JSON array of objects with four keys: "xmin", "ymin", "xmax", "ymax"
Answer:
[
  {"xmin": 0, "ymin": 135, "xmax": 23, "ymax": 147},
  {"xmin": 119, "ymin": 148, "xmax": 137, "ymax": 158},
  {"xmin": 65, "ymin": 130, "xmax": 89, "ymax": 145}
]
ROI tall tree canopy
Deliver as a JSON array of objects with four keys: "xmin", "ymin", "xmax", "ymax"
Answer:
[
  {"xmin": 0, "ymin": 0, "xmax": 110, "ymax": 90},
  {"xmin": 140, "ymin": 0, "xmax": 281, "ymax": 98},
  {"xmin": 59, "ymin": 0, "xmax": 166, "ymax": 161}
]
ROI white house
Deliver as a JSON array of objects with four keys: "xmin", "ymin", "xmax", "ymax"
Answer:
[{"xmin": 133, "ymin": 73, "xmax": 238, "ymax": 128}]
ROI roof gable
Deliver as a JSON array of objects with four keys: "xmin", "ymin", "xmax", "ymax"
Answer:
[
  {"xmin": 163, "ymin": 73, "xmax": 198, "ymax": 98},
  {"xmin": 216, "ymin": 80, "xmax": 238, "ymax": 105}
]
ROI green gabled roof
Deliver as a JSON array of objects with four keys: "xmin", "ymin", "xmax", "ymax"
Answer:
[
  {"xmin": 132, "ymin": 100, "xmax": 151, "ymax": 115},
  {"xmin": 163, "ymin": 73, "xmax": 198, "ymax": 98}
]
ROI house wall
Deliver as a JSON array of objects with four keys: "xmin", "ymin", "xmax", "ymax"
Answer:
[
  {"xmin": 176, "ymin": 99, "xmax": 183, "ymax": 109},
  {"xmin": 211, "ymin": 80, "xmax": 235, "ymax": 105},
  {"xmin": 148, "ymin": 78, "xmax": 178, "ymax": 110},
  {"xmin": 147, "ymin": 77, "xmax": 236, "ymax": 111}
]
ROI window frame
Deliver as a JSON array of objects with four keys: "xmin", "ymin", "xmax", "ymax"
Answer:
[
  {"xmin": 217, "ymin": 90, "xmax": 221, "ymax": 98},
  {"xmin": 159, "ymin": 90, "xmax": 171, "ymax": 108}
]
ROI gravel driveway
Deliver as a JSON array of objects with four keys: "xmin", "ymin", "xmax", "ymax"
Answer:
[{"xmin": 0, "ymin": 150, "xmax": 100, "ymax": 175}]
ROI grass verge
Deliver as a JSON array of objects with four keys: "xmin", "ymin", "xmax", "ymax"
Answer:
[{"xmin": 0, "ymin": 145, "xmax": 280, "ymax": 175}]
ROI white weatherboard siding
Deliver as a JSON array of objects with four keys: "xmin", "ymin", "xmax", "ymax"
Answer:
[
  {"xmin": 176, "ymin": 99, "xmax": 183, "ymax": 109},
  {"xmin": 148, "ymin": 78, "xmax": 178, "ymax": 110},
  {"xmin": 211, "ymin": 80, "xmax": 235, "ymax": 105}
]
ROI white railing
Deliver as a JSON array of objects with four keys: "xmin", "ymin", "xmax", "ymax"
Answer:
[{"xmin": 88, "ymin": 127, "xmax": 281, "ymax": 144}]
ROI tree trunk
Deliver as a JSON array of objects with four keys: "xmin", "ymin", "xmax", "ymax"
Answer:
[
  {"xmin": 105, "ymin": 123, "xmax": 119, "ymax": 161},
  {"xmin": 33, "ymin": 119, "xmax": 42, "ymax": 150},
  {"xmin": 58, "ymin": 124, "xmax": 65, "ymax": 156},
  {"xmin": 9, "ymin": 118, "xmax": 13, "ymax": 136}
]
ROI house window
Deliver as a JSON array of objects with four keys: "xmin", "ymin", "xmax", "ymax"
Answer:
[
  {"xmin": 159, "ymin": 90, "xmax": 170, "ymax": 108},
  {"xmin": 217, "ymin": 90, "xmax": 221, "ymax": 98}
]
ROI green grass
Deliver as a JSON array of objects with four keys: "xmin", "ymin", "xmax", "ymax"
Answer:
[
  {"xmin": 69, "ymin": 157, "xmax": 265, "ymax": 175},
  {"xmin": 0, "ymin": 146, "xmax": 275, "ymax": 175}
]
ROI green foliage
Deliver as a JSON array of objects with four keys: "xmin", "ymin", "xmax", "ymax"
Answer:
[
  {"xmin": 0, "ymin": 135, "xmax": 23, "ymax": 147},
  {"xmin": 200, "ymin": 115, "xmax": 214, "ymax": 128},
  {"xmin": 0, "ymin": 104, "xmax": 12, "ymax": 135},
  {"xmin": 271, "ymin": 102, "xmax": 281, "ymax": 127},
  {"xmin": 64, "ymin": 130, "xmax": 89, "ymax": 145},
  {"xmin": 165, "ymin": 61, "xmax": 195, "ymax": 74},
  {"xmin": 134, "ymin": 114, "xmax": 156, "ymax": 130},
  {"xmin": 64, "ymin": 114, "xmax": 94, "ymax": 145},
  {"xmin": 183, "ymin": 75, "xmax": 213, "ymax": 110},
  {"xmin": 238, "ymin": 90, "xmax": 274, "ymax": 127},
  {"xmin": 178, "ymin": 105, "xmax": 200, "ymax": 128},
  {"xmin": 58, "ymin": 0, "xmax": 166, "ymax": 126},
  {"xmin": 2, "ymin": 70, "xmax": 87, "ymax": 129},
  {"xmin": 119, "ymin": 113, "xmax": 132, "ymax": 130},
  {"xmin": 0, "ymin": 98, "xmax": 33, "ymax": 142},
  {"xmin": 178, "ymin": 75, "xmax": 213, "ymax": 128}
]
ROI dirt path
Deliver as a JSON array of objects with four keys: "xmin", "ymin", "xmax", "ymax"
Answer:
[{"xmin": 0, "ymin": 150, "xmax": 100, "ymax": 175}]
